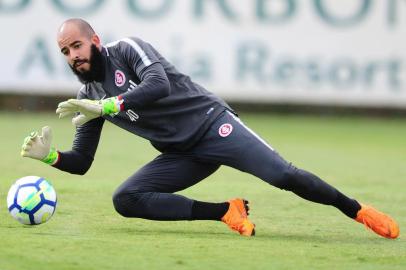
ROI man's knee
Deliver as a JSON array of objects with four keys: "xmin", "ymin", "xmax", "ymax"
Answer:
[{"xmin": 112, "ymin": 189, "xmax": 143, "ymax": 218}]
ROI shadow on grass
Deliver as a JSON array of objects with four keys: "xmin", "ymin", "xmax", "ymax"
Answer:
[
  {"xmin": 107, "ymin": 226, "xmax": 232, "ymax": 238},
  {"xmin": 104, "ymin": 225, "xmax": 396, "ymax": 245},
  {"xmin": 258, "ymin": 231, "xmax": 393, "ymax": 245}
]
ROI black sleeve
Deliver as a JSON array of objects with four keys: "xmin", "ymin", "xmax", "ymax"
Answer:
[
  {"xmin": 120, "ymin": 63, "xmax": 170, "ymax": 110},
  {"xmin": 52, "ymin": 116, "xmax": 105, "ymax": 175},
  {"xmin": 114, "ymin": 38, "xmax": 170, "ymax": 109}
]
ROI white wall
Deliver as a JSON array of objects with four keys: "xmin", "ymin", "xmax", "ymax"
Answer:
[{"xmin": 1, "ymin": 0, "xmax": 405, "ymax": 107}]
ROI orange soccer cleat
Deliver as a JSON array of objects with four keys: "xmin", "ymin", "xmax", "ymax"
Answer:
[
  {"xmin": 221, "ymin": 198, "xmax": 255, "ymax": 236},
  {"xmin": 355, "ymin": 204, "xmax": 400, "ymax": 239}
]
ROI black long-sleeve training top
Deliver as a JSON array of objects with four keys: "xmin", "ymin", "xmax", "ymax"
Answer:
[{"xmin": 54, "ymin": 37, "xmax": 231, "ymax": 174}]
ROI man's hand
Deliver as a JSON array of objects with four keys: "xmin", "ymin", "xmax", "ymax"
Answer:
[
  {"xmin": 56, "ymin": 97, "xmax": 123, "ymax": 126},
  {"xmin": 21, "ymin": 126, "xmax": 59, "ymax": 165},
  {"xmin": 56, "ymin": 99, "xmax": 101, "ymax": 126}
]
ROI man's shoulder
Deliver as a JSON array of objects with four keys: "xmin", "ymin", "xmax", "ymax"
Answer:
[
  {"xmin": 105, "ymin": 37, "xmax": 146, "ymax": 52},
  {"xmin": 104, "ymin": 37, "xmax": 156, "ymax": 67},
  {"xmin": 76, "ymin": 84, "xmax": 88, "ymax": 99},
  {"xmin": 77, "ymin": 83, "xmax": 107, "ymax": 100}
]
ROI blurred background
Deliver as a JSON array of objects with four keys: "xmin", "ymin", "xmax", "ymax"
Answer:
[
  {"xmin": 1, "ymin": 2, "xmax": 406, "ymax": 269},
  {"xmin": 1, "ymin": 0, "xmax": 405, "ymax": 113}
]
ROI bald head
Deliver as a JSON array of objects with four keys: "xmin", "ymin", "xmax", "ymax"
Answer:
[
  {"xmin": 57, "ymin": 18, "xmax": 102, "ymax": 76},
  {"xmin": 58, "ymin": 18, "xmax": 95, "ymax": 39}
]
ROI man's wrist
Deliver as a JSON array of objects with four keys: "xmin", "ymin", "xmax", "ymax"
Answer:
[
  {"xmin": 41, "ymin": 147, "xmax": 59, "ymax": 165},
  {"xmin": 101, "ymin": 96, "xmax": 124, "ymax": 115}
]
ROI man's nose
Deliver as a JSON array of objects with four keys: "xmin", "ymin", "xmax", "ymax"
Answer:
[{"xmin": 70, "ymin": 52, "xmax": 80, "ymax": 62}]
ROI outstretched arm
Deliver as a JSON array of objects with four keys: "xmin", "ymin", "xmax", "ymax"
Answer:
[{"xmin": 21, "ymin": 117, "xmax": 105, "ymax": 175}]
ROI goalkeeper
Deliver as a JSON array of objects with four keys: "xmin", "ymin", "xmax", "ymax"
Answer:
[{"xmin": 21, "ymin": 18, "xmax": 399, "ymax": 238}]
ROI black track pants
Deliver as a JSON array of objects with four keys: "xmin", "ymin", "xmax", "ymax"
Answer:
[{"xmin": 112, "ymin": 111, "xmax": 360, "ymax": 220}]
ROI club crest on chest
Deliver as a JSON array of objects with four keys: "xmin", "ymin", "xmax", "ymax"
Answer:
[{"xmin": 115, "ymin": 70, "xmax": 126, "ymax": 87}]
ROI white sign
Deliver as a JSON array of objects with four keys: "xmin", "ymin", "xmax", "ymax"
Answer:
[{"xmin": 1, "ymin": 0, "xmax": 405, "ymax": 108}]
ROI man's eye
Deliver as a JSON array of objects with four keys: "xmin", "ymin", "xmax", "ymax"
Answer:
[{"xmin": 74, "ymin": 44, "xmax": 81, "ymax": 49}]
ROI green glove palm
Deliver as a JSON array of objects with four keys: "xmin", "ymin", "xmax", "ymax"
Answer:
[{"xmin": 56, "ymin": 97, "xmax": 123, "ymax": 126}]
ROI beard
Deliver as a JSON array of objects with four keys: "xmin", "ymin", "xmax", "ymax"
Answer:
[{"xmin": 69, "ymin": 44, "xmax": 105, "ymax": 84}]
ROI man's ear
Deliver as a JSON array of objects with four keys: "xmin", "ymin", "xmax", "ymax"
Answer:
[{"xmin": 91, "ymin": 34, "xmax": 101, "ymax": 48}]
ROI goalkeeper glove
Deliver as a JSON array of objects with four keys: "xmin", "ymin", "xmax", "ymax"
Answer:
[
  {"xmin": 21, "ymin": 126, "xmax": 59, "ymax": 165},
  {"xmin": 56, "ymin": 96, "xmax": 123, "ymax": 126}
]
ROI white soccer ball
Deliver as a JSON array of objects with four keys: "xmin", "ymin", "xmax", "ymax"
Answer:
[{"xmin": 7, "ymin": 176, "xmax": 57, "ymax": 225}]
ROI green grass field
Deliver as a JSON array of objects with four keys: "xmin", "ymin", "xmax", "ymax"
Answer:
[{"xmin": 0, "ymin": 112, "xmax": 405, "ymax": 270}]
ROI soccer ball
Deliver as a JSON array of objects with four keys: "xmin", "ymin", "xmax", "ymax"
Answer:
[{"xmin": 7, "ymin": 176, "xmax": 57, "ymax": 225}]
